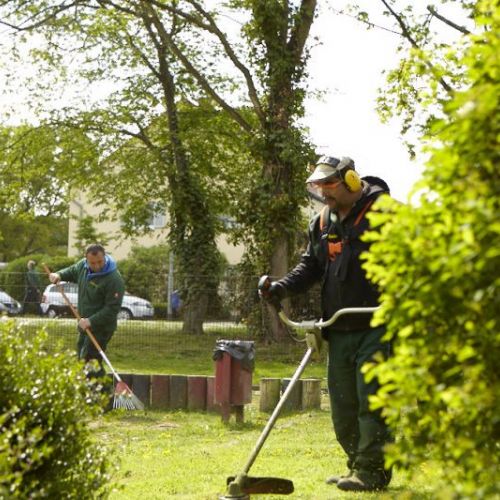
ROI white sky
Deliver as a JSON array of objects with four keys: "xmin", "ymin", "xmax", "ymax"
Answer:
[
  {"xmin": 0, "ymin": 2, "xmax": 423, "ymax": 202},
  {"xmin": 303, "ymin": 4, "xmax": 422, "ymax": 202}
]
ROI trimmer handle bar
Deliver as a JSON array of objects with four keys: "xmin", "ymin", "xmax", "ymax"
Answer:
[
  {"xmin": 258, "ymin": 275, "xmax": 379, "ymax": 326},
  {"xmin": 278, "ymin": 306, "xmax": 379, "ymax": 331}
]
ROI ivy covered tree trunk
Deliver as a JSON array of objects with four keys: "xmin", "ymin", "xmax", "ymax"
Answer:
[
  {"xmin": 169, "ymin": 173, "xmax": 220, "ymax": 335},
  {"xmin": 156, "ymin": 28, "xmax": 220, "ymax": 336},
  {"xmin": 169, "ymin": 175, "xmax": 220, "ymax": 336}
]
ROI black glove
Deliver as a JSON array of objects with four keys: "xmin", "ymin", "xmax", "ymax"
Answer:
[{"xmin": 258, "ymin": 275, "xmax": 286, "ymax": 309}]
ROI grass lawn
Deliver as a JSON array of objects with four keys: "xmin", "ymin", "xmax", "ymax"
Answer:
[
  {"xmin": 16, "ymin": 318, "xmax": 446, "ymax": 498},
  {"xmin": 96, "ymin": 394, "xmax": 444, "ymax": 499}
]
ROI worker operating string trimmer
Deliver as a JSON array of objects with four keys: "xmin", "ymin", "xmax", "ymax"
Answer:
[
  {"xmin": 43, "ymin": 244, "xmax": 143, "ymax": 410},
  {"xmin": 219, "ymin": 278, "xmax": 379, "ymax": 499},
  {"xmin": 260, "ymin": 155, "xmax": 393, "ymax": 493}
]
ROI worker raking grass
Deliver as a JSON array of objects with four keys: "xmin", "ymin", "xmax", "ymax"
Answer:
[{"xmin": 44, "ymin": 243, "xmax": 143, "ymax": 410}]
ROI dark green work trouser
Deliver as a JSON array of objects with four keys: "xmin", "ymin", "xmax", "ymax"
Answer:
[
  {"xmin": 327, "ymin": 326, "xmax": 392, "ymax": 474},
  {"xmin": 77, "ymin": 328, "xmax": 115, "ymax": 379}
]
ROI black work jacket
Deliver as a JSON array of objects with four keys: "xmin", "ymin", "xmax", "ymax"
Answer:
[{"xmin": 277, "ymin": 182, "xmax": 388, "ymax": 335}]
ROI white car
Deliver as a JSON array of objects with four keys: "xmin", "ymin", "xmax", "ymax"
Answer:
[
  {"xmin": 0, "ymin": 289, "xmax": 22, "ymax": 315},
  {"xmin": 41, "ymin": 282, "xmax": 154, "ymax": 320}
]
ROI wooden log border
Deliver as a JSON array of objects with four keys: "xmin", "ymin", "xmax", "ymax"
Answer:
[{"xmin": 112, "ymin": 374, "xmax": 322, "ymax": 413}]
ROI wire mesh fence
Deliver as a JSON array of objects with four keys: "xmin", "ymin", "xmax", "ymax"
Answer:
[{"xmin": 0, "ymin": 271, "xmax": 323, "ymax": 365}]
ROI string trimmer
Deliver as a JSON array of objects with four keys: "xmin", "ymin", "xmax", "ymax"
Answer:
[
  {"xmin": 42, "ymin": 264, "xmax": 144, "ymax": 410},
  {"xmin": 219, "ymin": 275, "xmax": 378, "ymax": 499}
]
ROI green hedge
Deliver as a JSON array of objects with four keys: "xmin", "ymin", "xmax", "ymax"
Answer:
[
  {"xmin": 363, "ymin": 5, "xmax": 500, "ymax": 497},
  {"xmin": 117, "ymin": 245, "xmax": 170, "ymax": 302},
  {"xmin": 0, "ymin": 254, "xmax": 75, "ymax": 302},
  {"xmin": 0, "ymin": 320, "xmax": 113, "ymax": 498}
]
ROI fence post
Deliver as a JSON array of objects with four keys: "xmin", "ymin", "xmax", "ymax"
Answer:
[
  {"xmin": 301, "ymin": 378, "xmax": 322, "ymax": 410},
  {"xmin": 259, "ymin": 378, "xmax": 281, "ymax": 412},
  {"xmin": 281, "ymin": 378, "xmax": 302, "ymax": 412},
  {"xmin": 167, "ymin": 252, "xmax": 174, "ymax": 318}
]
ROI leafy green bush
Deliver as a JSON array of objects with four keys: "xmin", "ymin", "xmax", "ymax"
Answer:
[
  {"xmin": 0, "ymin": 254, "xmax": 74, "ymax": 302},
  {"xmin": 152, "ymin": 302, "xmax": 168, "ymax": 319},
  {"xmin": 0, "ymin": 320, "xmax": 113, "ymax": 498},
  {"xmin": 118, "ymin": 244, "xmax": 170, "ymax": 302},
  {"xmin": 363, "ymin": 3, "xmax": 499, "ymax": 497}
]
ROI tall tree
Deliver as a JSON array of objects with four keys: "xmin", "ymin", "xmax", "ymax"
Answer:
[
  {"xmin": 0, "ymin": 3, "xmax": 254, "ymax": 334},
  {"xmin": 136, "ymin": 0, "xmax": 318, "ymax": 338},
  {"xmin": 0, "ymin": 123, "xmax": 95, "ymax": 259}
]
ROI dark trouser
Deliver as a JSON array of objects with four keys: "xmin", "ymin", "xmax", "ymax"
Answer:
[
  {"xmin": 77, "ymin": 328, "xmax": 115, "ymax": 379},
  {"xmin": 23, "ymin": 288, "xmax": 42, "ymax": 315},
  {"xmin": 327, "ymin": 326, "xmax": 392, "ymax": 479}
]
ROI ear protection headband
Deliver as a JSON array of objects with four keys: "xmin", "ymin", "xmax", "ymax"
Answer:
[{"xmin": 337, "ymin": 157, "xmax": 362, "ymax": 192}]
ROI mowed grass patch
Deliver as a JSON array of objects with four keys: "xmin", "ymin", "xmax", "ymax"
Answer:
[
  {"xmin": 97, "ymin": 397, "xmax": 444, "ymax": 499},
  {"xmin": 17, "ymin": 318, "xmax": 326, "ymax": 380}
]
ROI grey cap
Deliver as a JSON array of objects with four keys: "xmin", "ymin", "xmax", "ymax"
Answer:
[{"xmin": 306, "ymin": 155, "xmax": 341, "ymax": 183}]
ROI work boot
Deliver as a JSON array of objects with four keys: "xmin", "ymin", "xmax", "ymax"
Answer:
[
  {"xmin": 337, "ymin": 470, "xmax": 389, "ymax": 492},
  {"xmin": 325, "ymin": 470, "xmax": 353, "ymax": 485}
]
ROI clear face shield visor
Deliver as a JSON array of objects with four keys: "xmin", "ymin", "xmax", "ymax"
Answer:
[{"xmin": 306, "ymin": 163, "xmax": 343, "ymax": 202}]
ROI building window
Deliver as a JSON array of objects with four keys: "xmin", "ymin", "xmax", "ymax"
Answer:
[{"xmin": 148, "ymin": 207, "xmax": 167, "ymax": 229}]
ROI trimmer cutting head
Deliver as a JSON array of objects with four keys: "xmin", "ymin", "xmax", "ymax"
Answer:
[{"xmin": 219, "ymin": 474, "xmax": 294, "ymax": 498}]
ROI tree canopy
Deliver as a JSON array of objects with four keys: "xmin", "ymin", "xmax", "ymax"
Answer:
[
  {"xmin": 0, "ymin": 123, "xmax": 96, "ymax": 259},
  {"xmin": 349, "ymin": 1, "xmax": 478, "ymax": 154}
]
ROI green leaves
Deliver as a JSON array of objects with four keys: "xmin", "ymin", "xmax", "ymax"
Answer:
[
  {"xmin": 0, "ymin": 321, "xmax": 113, "ymax": 498},
  {"xmin": 362, "ymin": 1, "xmax": 500, "ymax": 496}
]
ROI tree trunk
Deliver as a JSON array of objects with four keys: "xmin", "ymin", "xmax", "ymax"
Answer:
[
  {"xmin": 267, "ymin": 236, "xmax": 290, "ymax": 340},
  {"xmin": 147, "ymin": 9, "xmax": 220, "ymax": 337},
  {"xmin": 182, "ymin": 290, "xmax": 209, "ymax": 335}
]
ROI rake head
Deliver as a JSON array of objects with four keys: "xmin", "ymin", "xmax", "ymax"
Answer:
[{"xmin": 113, "ymin": 381, "xmax": 144, "ymax": 410}]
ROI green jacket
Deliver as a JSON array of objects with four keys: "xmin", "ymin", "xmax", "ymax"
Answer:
[
  {"xmin": 58, "ymin": 257, "xmax": 125, "ymax": 333},
  {"xmin": 26, "ymin": 269, "xmax": 41, "ymax": 290}
]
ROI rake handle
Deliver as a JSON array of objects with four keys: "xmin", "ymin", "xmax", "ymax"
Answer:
[{"xmin": 41, "ymin": 263, "xmax": 122, "ymax": 383}]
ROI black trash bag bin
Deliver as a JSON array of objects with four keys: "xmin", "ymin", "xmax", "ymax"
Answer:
[{"xmin": 212, "ymin": 340, "xmax": 255, "ymax": 372}]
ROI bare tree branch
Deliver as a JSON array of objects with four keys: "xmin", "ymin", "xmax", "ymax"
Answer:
[
  {"xmin": 287, "ymin": 0, "xmax": 317, "ymax": 68},
  {"xmin": 331, "ymin": 7, "xmax": 401, "ymax": 35},
  {"xmin": 427, "ymin": 5, "xmax": 471, "ymax": 35},
  {"xmin": 148, "ymin": 0, "xmax": 265, "ymax": 124},
  {"xmin": 379, "ymin": 0, "xmax": 453, "ymax": 93}
]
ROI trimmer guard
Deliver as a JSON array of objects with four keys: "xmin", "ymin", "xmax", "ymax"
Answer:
[{"xmin": 226, "ymin": 475, "xmax": 294, "ymax": 495}]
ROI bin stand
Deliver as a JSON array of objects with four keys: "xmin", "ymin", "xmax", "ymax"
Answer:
[{"xmin": 214, "ymin": 352, "xmax": 252, "ymax": 423}]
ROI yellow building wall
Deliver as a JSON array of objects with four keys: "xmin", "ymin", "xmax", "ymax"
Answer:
[{"xmin": 67, "ymin": 193, "xmax": 245, "ymax": 264}]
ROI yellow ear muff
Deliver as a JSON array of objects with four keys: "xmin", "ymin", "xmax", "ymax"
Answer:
[{"xmin": 343, "ymin": 169, "xmax": 362, "ymax": 192}]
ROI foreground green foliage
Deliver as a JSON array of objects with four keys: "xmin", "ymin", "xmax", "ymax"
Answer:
[
  {"xmin": 364, "ymin": 1, "xmax": 500, "ymax": 497},
  {"xmin": 0, "ymin": 320, "xmax": 113, "ymax": 498}
]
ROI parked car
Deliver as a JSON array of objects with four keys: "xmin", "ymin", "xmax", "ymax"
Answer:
[
  {"xmin": 40, "ymin": 282, "xmax": 154, "ymax": 320},
  {"xmin": 0, "ymin": 289, "xmax": 22, "ymax": 315}
]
